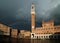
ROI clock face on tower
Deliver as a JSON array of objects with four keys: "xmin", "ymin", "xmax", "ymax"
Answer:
[{"xmin": 32, "ymin": 26, "xmax": 34, "ymax": 28}]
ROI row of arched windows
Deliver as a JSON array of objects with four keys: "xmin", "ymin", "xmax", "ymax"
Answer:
[
  {"xmin": 32, "ymin": 34, "xmax": 60, "ymax": 39},
  {"xmin": 35, "ymin": 33, "xmax": 53, "ymax": 34}
]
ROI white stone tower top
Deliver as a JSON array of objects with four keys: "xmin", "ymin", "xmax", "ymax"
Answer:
[{"xmin": 31, "ymin": 3, "xmax": 35, "ymax": 14}]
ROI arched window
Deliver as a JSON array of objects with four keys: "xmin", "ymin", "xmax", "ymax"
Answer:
[
  {"xmin": 32, "ymin": 34, "xmax": 34, "ymax": 37},
  {"xmin": 41, "ymin": 36, "xmax": 43, "ymax": 38},
  {"xmin": 35, "ymin": 36, "xmax": 36, "ymax": 38},
  {"xmin": 54, "ymin": 36, "xmax": 56, "ymax": 38},
  {"xmin": 49, "ymin": 36, "xmax": 51, "ymax": 38},
  {"xmin": 37, "ymin": 36, "xmax": 38, "ymax": 39},
  {"xmin": 46, "ymin": 36, "xmax": 48, "ymax": 38},
  {"xmin": 44, "ymin": 36, "xmax": 45, "ymax": 38}
]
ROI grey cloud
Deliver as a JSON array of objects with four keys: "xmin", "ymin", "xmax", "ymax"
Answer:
[
  {"xmin": 49, "ymin": 4, "xmax": 60, "ymax": 25},
  {"xmin": 0, "ymin": 0, "xmax": 60, "ymax": 30}
]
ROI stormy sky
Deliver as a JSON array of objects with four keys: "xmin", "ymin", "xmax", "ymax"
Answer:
[{"xmin": 0, "ymin": 0, "xmax": 60, "ymax": 30}]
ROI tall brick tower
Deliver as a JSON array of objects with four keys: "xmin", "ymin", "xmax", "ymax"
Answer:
[{"xmin": 31, "ymin": 3, "xmax": 35, "ymax": 32}]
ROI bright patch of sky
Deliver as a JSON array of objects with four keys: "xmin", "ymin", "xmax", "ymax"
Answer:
[{"xmin": 35, "ymin": 0, "xmax": 60, "ymax": 20}]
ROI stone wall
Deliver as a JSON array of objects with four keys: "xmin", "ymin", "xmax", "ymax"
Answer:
[
  {"xmin": 11, "ymin": 29, "xmax": 18, "ymax": 38},
  {"xmin": 0, "ymin": 23, "xmax": 10, "ymax": 35}
]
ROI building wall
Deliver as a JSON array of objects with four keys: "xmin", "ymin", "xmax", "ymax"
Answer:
[
  {"xmin": 54, "ymin": 26, "xmax": 60, "ymax": 33},
  {"xmin": 24, "ymin": 31, "xmax": 30, "ymax": 37},
  {"xmin": 31, "ymin": 20, "xmax": 60, "ymax": 39},
  {"xmin": 32, "ymin": 21, "xmax": 60, "ymax": 34},
  {"xmin": 11, "ymin": 29, "xmax": 18, "ymax": 38},
  {"xmin": 42, "ymin": 20, "xmax": 54, "ymax": 28},
  {"xmin": 20, "ymin": 30, "xmax": 31, "ymax": 38},
  {"xmin": 0, "ymin": 24, "xmax": 10, "ymax": 35}
]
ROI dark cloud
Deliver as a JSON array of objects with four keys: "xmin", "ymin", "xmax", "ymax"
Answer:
[
  {"xmin": 50, "ymin": 4, "xmax": 60, "ymax": 25},
  {"xmin": 0, "ymin": 0, "xmax": 60, "ymax": 30}
]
